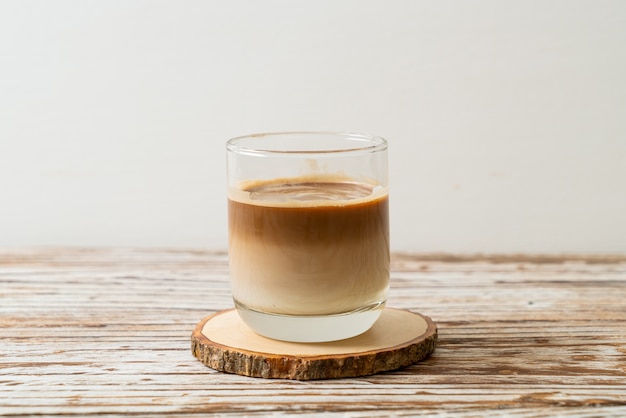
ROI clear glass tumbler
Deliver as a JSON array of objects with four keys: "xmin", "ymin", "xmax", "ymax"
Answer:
[{"xmin": 226, "ymin": 132, "xmax": 389, "ymax": 342}]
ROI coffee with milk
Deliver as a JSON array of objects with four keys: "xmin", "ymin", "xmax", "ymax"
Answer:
[{"xmin": 228, "ymin": 175, "xmax": 389, "ymax": 318}]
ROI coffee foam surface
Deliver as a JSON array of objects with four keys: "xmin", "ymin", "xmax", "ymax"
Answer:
[{"xmin": 228, "ymin": 175, "xmax": 388, "ymax": 208}]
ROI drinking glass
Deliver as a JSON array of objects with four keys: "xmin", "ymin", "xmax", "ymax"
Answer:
[{"xmin": 226, "ymin": 132, "xmax": 389, "ymax": 342}]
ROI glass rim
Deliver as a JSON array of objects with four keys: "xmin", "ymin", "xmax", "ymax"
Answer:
[{"xmin": 226, "ymin": 131, "xmax": 388, "ymax": 155}]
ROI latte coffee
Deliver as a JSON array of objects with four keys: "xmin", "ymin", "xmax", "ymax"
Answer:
[
  {"xmin": 228, "ymin": 176, "xmax": 389, "ymax": 321},
  {"xmin": 226, "ymin": 131, "xmax": 389, "ymax": 342}
]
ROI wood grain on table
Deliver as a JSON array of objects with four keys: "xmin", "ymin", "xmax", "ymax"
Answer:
[{"xmin": 1, "ymin": 248, "xmax": 625, "ymax": 417}]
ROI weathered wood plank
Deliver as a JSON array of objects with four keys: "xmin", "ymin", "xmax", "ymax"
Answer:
[{"xmin": 1, "ymin": 248, "xmax": 625, "ymax": 416}]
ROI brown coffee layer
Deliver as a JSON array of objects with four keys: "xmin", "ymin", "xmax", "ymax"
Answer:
[{"xmin": 228, "ymin": 192, "xmax": 388, "ymax": 246}]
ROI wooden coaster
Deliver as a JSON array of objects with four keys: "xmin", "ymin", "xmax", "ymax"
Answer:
[{"xmin": 191, "ymin": 308, "xmax": 437, "ymax": 380}]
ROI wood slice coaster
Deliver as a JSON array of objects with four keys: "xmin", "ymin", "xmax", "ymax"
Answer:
[{"xmin": 191, "ymin": 308, "xmax": 437, "ymax": 380}]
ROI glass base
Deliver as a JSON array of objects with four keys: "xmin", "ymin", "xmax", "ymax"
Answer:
[{"xmin": 234, "ymin": 300, "xmax": 386, "ymax": 343}]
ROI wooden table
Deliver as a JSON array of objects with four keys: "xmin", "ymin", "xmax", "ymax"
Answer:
[{"xmin": 1, "ymin": 248, "xmax": 625, "ymax": 417}]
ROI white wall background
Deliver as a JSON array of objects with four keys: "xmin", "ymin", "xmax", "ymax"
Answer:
[{"xmin": 1, "ymin": 0, "xmax": 625, "ymax": 253}]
